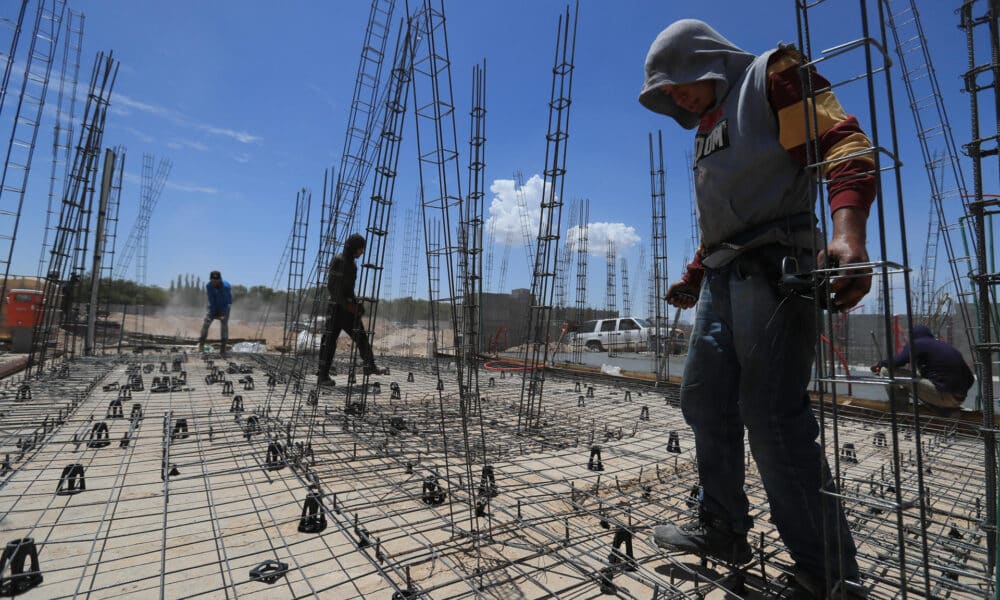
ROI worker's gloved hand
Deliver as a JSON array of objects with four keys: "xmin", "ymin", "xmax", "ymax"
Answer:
[
  {"xmin": 665, "ymin": 249, "xmax": 705, "ymax": 309},
  {"xmin": 357, "ymin": 303, "xmax": 365, "ymax": 317},
  {"xmin": 665, "ymin": 280, "xmax": 699, "ymax": 309},
  {"xmin": 870, "ymin": 363, "xmax": 882, "ymax": 374}
]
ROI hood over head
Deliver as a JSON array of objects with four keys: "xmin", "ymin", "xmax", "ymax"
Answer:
[
  {"xmin": 638, "ymin": 19, "xmax": 755, "ymax": 129},
  {"xmin": 911, "ymin": 325, "xmax": 934, "ymax": 340},
  {"xmin": 344, "ymin": 233, "xmax": 366, "ymax": 258}
]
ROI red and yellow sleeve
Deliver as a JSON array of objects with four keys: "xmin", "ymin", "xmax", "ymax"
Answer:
[{"xmin": 767, "ymin": 51, "xmax": 876, "ymax": 215}]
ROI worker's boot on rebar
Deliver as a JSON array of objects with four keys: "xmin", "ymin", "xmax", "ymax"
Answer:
[
  {"xmin": 316, "ymin": 372, "xmax": 336, "ymax": 387},
  {"xmin": 651, "ymin": 511, "xmax": 751, "ymax": 564},
  {"xmin": 363, "ymin": 362, "xmax": 383, "ymax": 376},
  {"xmin": 219, "ymin": 341, "xmax": 228, "ymax": 359}
]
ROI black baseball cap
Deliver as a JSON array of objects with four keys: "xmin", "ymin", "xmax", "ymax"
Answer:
[{"xmin": 209, "ymin": 271, "xmax": 222, "ymax": 281}]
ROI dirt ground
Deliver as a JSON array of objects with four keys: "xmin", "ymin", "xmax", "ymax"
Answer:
[{"xmin": 118, "ymin": 312, "xmax": 444, "ymax": 357}]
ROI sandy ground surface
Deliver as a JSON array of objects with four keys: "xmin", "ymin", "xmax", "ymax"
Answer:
[{"xmin": 116, "ymin": 312, "xmax": 447, "ymax": 358}]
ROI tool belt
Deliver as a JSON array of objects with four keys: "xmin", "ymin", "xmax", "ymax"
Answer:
[{"xmin": 702, "ymin": 212, "xmax": 818, "ymax": 269}]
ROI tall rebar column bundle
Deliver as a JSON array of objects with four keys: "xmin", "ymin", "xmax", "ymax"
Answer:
[
  {"xmin": 38, "ymin": 8, "xmax": 82, "ymax": 281},
  {"xmin": 620, "ymin": 256, "xmax": 631, "ymax": 317},
  {"xmin": 958, "ymin": 0, "xmax": 999, "ymax": 578},
  {"xmin": 887, "ymin": 0, "xmax": 977, "ymax": 352},
  {"xmin": 458, "ymin": 59, "xmax": 489, "ymax": 534},
  {"xmin": 294, "ymin": 0, "xmax": 396, "ymax": 383},
  {"xmin": 605, "ymin": 240, "xmax": 616, "ymax": 315},
  {"xmin": 798, "ymin": 1, "xmax": 942, "ymax": 595},
  {"xmin": 497, "ymin": 230, "xmax": 511, "ymax": 294},
  {"xmin": 96, "ymin": 146, "xmax": 123, "ymax": 350},
  {"xmin": 554, "ymin": 198, "xmax": 577, "ymax": 310},
  {"xmin": 0, "ymin": 0, "xmax": 66, "ymax": 304},
  {"xmin": 401, "ymin": 203, "xmax": 422, "ymax": 356},
  {"xmin": 0, "ymin": 2, "xmax": 28, "ymax": 118},
  {"xmin": 322, "ymin": 0, "xmax": 396, "ymax": 274},
  {"xmin": 649, "ymin": 131, "xmax": 669, "ymax": 383},
  {"xmin": 282, "ymin": 188, "xmax": 311, "ymax": 351},
  {"xmin": 411, "ymin": 0, "xmax": 465, "ymax": 363},
  {"xmin": 341, "ymin": 15, "xmax": 414, "ymax": 416},
  {"xmin": 483, "ymin": 216, "xmax": 496, "ymax": 293},
  {"xmin": 408, "ymin": 0, "xmax": 476, "ymax": 538},
  {"xmin": 571, "ymin": 198, "xmax": 589, "ymax": 364},
  {"xmin": 30, "ymin": 51, "xmax": 117, "ymax": 375},
  {"xmin": 128, "ymin": 155, "xmax": 171, "ymax": 339},
  {"xmin": 517, "ymin": 2, "xmax": 578, "ymax": 433},
  {"xmin": 462, "ymin": 60, "xmax": 486, "ymax": 382},
  {"xmin": 513, "ymin": 169, "xmax": 536, "ymax": 273},
  {"xmin": 252, "ymin": 232, "xmax": 291, "ymax": 345}
]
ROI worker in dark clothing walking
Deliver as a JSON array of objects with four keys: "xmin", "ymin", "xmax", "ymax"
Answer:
[
  {"xmin": 871, "ymin": 325, "xmax": 974, "ymax": 414},
  {"xmin": 317, "ymin": 233, "xmax": 381, "ymax": 386}
]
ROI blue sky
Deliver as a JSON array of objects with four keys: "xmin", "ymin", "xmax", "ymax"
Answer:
[{"xmin": 2, "ymin": 1, "xmax": 989, "ymax": 314}]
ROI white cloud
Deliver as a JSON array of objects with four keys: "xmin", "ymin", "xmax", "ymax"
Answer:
[
  {"xmin": 166, "ymin": 180, "xmax": 219, "ymax": 195},
  {"xmin": 486, "ymin": 174, "xmax": 545, "ymax": 244},
  {"xmin": 233, "ymin": 153, "xmax": 250, "ymax": 164},
  {"xmin": 126, "ymin": 127, "xmax": 155, "ymax": 144},
  {"xmin": 116, "ymin": 93, "xmax": 172, "ymax": 117},
  {"xmin": 566, "ymin": 222, "xmax": 641, "ymax": 256},
  {"xmin": 484, "ymin": 175, "xmax": 640, "ymax": 257},
  {"xmin": 166, "ymin": 138, "xmax": 209, "ymax": 152},
  {"xmin": 113, "ymin": 93, "xmax": 262, "ymax": 145},
  {"xmin": 197, "ymin": 124, "xmax": 261, "ymax": 144}
]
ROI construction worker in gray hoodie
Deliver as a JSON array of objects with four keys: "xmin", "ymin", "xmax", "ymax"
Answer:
[{"xmin": 639, "ymin": 20, "xmax": 874, "ymax": 598}]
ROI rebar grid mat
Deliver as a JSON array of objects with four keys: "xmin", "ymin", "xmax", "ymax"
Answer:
[{"xmin": 0, "ymin": 352, "xmax": 990, "ymax": 598}]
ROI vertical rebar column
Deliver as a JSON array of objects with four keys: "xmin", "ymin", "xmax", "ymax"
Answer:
[
  {"xmin": 517, "ymin": 2, "xmax": 579, "ymax": 432},
  {"xmin": 98, "ymin": 146, "xmax": 124, "ymax": 351},
  {"xmin": 325, "ymin": 0, "xmax": 397, "ymax": 271},
  {"xmin": 605, "ymin": 240, "xmax": 617, "ymax": 357},
  {"xmin": 959, "ymin": 0, "xmax": 999, "ymax": 576},
  {"xmin": 572, "ymin": 198, "xmax": 589, "ymax": 365},
  {"xmin": 283, "ymin": 189, "xmax": 311, "ymax": 351},
  {"xmin": 484, "ymin": 213, "xmax": 496, "ymax": 294},
  {"xmin": 0, "ymin": 1, "xmax": 29, "ymax": 120},
  {"xmin": 463, "ymin": 60, "xmax": 486, "ymax": 378},
  {"xmin": 135, "ymin": 156, "xmax": 171, "ymax": 340},
  {"xmin": 620, "ymin": 257, "xmax": 631, "ymax": 317},
  {"xmin": 798, "ymin": 0, "xmax": 927, "ymax": 594},
  {"xmin": 38, "ymin": 8, "xmax": 83, "ymax": 281},
  {"xmin": 605, "ymin": 241, "xmax": 616, "ymax": 314},
  {"xmin": 85, "ymin": 148, "xmax": 115, "ymax": 356},
  {"xmin": 460, "ymin": 59, "xmax": 487, "ymax": 532},
  {"xmin": 339, "ymin": 15, "xmax": 413, "ymax": 415},
  {"xmin": 887, "ymin": 0, "xmax": 977, "ymax": 364},
  {"xmin": 411, "ymin": 0, "xmax": 465, "ymax": 361},
  {"xmin": 497, "ymin": 230, "xmax": 511, "ymax": 295},
  {"xmin": 0, "ymin": 0, "xmax": 67, "ymax": 305},
  {"xmin": 31, "ymin": 51, "xmax": 118, "ymax": 374},
  {"xmin": 649, "ymin": 131, "xmax": 669, "ymax": 383},
  {"xmin": 513, "ymin": 170, "xmax": 536, "ymax": 273},
  {"xmin": 554, "ymin": 199, "xmax": 578, "ymax": 311}
]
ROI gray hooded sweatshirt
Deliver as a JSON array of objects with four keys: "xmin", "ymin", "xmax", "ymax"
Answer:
[{"xmin": 639, "ymin": 20, "xmax": 817, "ymax": 265}]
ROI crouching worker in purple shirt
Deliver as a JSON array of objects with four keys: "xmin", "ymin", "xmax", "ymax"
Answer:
[{"xmin": 871, "ymin": 325, "xmax": 974, "ymax": 416}]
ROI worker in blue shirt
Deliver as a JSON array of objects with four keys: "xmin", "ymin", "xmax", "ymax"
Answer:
[
  {"xmin": 871, "ymin": 325, "xmax": 974, "ymax": 415},
  {"xmin": 196, "ymin": 270, "xmax": 232, "ymax": 357}
]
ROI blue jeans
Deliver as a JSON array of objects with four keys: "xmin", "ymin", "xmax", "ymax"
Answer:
[
  {"xmin": 680, "ymin": 247, "xmax": 858, "ymax": 581},
  {"xmin": 198, "ymin": 309, "xmax": 229, "ymax": 345}
]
